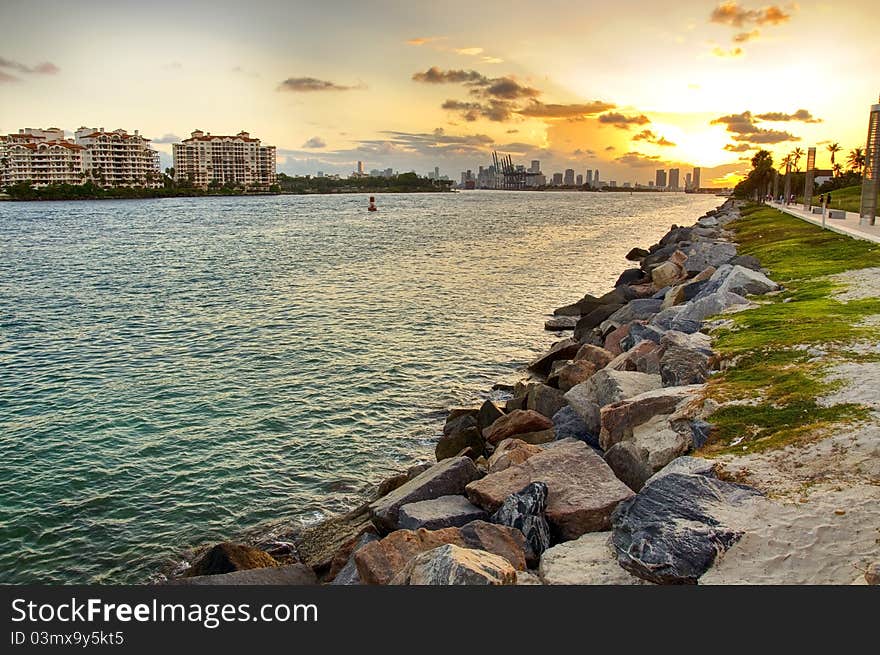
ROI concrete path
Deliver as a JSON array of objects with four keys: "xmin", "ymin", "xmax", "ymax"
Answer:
[{"xmin": 768, "ymin": 200, "xmax": 880, "ymax": 244}]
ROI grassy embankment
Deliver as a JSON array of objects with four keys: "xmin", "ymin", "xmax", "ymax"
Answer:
[
  {"xmin": 701, "ymin": 203, "xmax": 880, "ymax": 455},
  {"xmin": 797, "ymin": 184, "xmax": 878, "ymax": 215}
]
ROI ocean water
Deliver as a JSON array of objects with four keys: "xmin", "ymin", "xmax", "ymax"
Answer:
[{"xmin": 0, "ymin": 190, "xmax": 720, "ymax": 584}]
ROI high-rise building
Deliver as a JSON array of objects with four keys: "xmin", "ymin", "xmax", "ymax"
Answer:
[
  {"xmin": 552, "ymin": 172, "xmax": 563, "ymax": 185},
  {"xmin": 594, "ymin": 169, "xmax": 599, "ymax": 185},
  {"xmin": 655, "ymin": 169, "xmax": 667, "ymax": 189},
  {"xmin": 563, "ymin": 168, "xmax": 575, "ymax": 185},
  {"xmin": 530, "ymin": 160, "xmax": 541, "ymax": 174},
  {"xmin": 692, "ymin": 167, "xmax": 701, "ymax": 191},
  {"xmin": 685, "ymin": 173, "xmax": 692, "ymax": 190},
  {"xmin": 586, "ymin": 170, "xmax": 593, "ymax": 186},
  {"xmin": 668, "ymin": 168, "xmax": 680, "ymax": 190},
  {"xmin": 75, "ymin": 127, "xmax": 162, "ymax": 187},
  {"xmin": 576, "ymin": 174, "xmax": 583, "ymax": 186},
  {"xmin": 434, "ymin": 166, "xmax": 440, "ymax": 179},
  {"xmin": 173, "ymin": 130, "xmax": 276, "ymax": 190},
  {"xmin": 357, "ymin": 160, "xmax": 364, "ymax": 175}
]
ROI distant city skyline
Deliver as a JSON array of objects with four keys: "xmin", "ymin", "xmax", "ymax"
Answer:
[{"xmin": 1, "ymin": 0, "xmax": 878, "ymax": 186}]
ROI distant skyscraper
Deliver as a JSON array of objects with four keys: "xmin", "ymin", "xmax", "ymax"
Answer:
[
  {"xmin": 576, "ymin": 174, "xmax": 583, "ymax": 186},
  {"xmin": 594, "ymin": 169, "xmax": 599, "ymax": 185},
  {"xmin": 655, "ymin": 169, "xmax": 667, "ymax": 189},
  {"xmin": 668, "ymin": 168, "xmax": 680, "ymax": 190},
  {"xmin": 564, "ymin": 168, "xmax": 575, "ymax": 185},
  {"xmin": 434, "ymin": 166, "xmax": 440, "ymax": 179},
  {"xmin": 586, "ymin": 170, "xmax": 593, "ymax": 186},
  {"xmin": 530, "ymin": 160, "xmax": 541, "ymax": 174},
  {"xmin": 552, "ymin": 172, "xmax": 563, "ymax": 185},
  {"xmin": 685, "ymin": 173, "xmax": 692, "ymax": 190},
  {"xmin": 692, "ymin": 167, "xmax": 701, "ymax": 191},
  {"xmin": 357, "ymin": 160, "xmax": 364, "ymax": 175}
]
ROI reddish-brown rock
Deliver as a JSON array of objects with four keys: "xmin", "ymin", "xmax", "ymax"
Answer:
[
  {"xmin": 550, "ymin": 359, "xmax": 598, "ymax": 392},
  {"xmin": 487, "ymin": 438, "xmax": 543, "ymax": 473},
  {"xmin": 483, "ymin": 409, "xmax": 553, "ymax": 446},
  {"xmin": 604, "ymin": 323, "xmax": 632, "ymax": 356},
  {"xmin": 354, "ymin": 521, "xmax": 527, "ymax": 584},
  {"xmin": 599, "ymin": 385, "xmax": 702, "ymax": 451},
  {"xmin": 466, "ymin": 440, "xmax": 634, "ymax": 540},
  {"xmin": 575, "ymin": 344, "xmax": 615, "ymax": 369}
]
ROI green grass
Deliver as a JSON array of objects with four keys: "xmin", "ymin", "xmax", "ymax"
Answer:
[
  {"xmin": 701, "ymin": 204, "xmax": 880, "ymax": 455},
  {"xmin": 797, "ymin": 184, "xmax": 878, "ymax": 215}
]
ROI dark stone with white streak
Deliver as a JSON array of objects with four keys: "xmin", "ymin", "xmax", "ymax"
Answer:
[{"xmin": 491, "ymin": 482, "xmax": 551, "ymax": 565}]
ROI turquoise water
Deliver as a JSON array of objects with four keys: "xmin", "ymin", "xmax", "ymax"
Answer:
[{"xmin": 0, "ymin": 191, "xmax": 720, "ymax": 583}]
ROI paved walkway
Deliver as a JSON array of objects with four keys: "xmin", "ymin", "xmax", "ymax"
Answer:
[{"xmin": 768, "ymin": 200, "xmax": 880, "ymax": 244}]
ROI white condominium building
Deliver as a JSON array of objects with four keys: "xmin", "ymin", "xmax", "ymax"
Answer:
[
  {"xmin": 172, "ymin": 130, "xmax": 277, "ymax": 190},
  {"xmin": 1, "ymin": 128, "xmax": 85, "ymax": 187},
  {"xmin": 74, "ymin": 127, "xmax": 162, "ymax": 187}
]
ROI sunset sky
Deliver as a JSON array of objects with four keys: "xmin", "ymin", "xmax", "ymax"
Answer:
[{"xmin": 1, "ymin": 0, "xmax": 878, "ymax": 185}]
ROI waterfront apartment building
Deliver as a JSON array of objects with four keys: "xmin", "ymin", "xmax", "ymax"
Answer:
[
  {"xmin": 1, "ymin": 129, "xmax": 86, "ymax": 187},
  {"xmin": 668, "ymin": 168, "xmax": 680, "ymax": 191},
  {"xmin": 172, "ymin": 130, "xmax": 277, "ymax": 190},
  {"xmin": 563, "ymin": 168, "xmax": 575, "ymax": 186},
  {"xmin": 692, "ymin": 167, "xmax": 701, "ymax": 191},
  {"xmin": 74, "ymin": 127, "xmax": 162, "ymax": 187}
]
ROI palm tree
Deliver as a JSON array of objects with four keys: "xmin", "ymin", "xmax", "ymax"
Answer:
[
  {"xmin": 791, "ymin": 147, "xmax": 805, "ymax": 172},
  {"xmin": 827, "ymin": 142, "xmax": 842, "ymax": 173},
  {"xmin": 847, "ymin": 147, "xmax": 865, "ymax": 174},
  {"xmin": 780, "ymin": 153, "xmax": 793, "ymax": 173},
  {"xmin": 833, "ymin": 162, "xmax": 843, "ymax": 177}
]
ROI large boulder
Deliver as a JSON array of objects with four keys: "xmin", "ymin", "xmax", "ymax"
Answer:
[
  {"xmin": 185, "ymin": 542, "xmax": 278, "ymax": 577},
  {"xmin": 398, "ymin": 495, "xmax": 488, "ymax": 531},
  {"xmin": 369, "ymin": 456, "xmax": 482, "ymax": 532},
  {"xmin": 354, "ymin": 521, "xmax": 527, "ymax": 584},
  {"xmin": 659, "ymin": 345, "xmax": 710, "ymax": 386},
  {"xmin": 629, "ymin": 414, "xmax": 692, "ymax": 472},
  {"xmin": 487, "ymin": 438, "xmax": 543, "ymax": 473},
  {"xmin": 651, "ymin": 260, "xmax": 686, "ymax": 289},
  {"xmin": 528, "ymin": 338, "xmax": 581, "ymax": 374},
  {"xmin": 293, "ymin": 505, "xmax": 377, "ymax": 574},
  {"xmin": 466, "ymin": 439, "xmax": 634, "ymax": 540},
  {"xmin": 526, "ymin": 383, "xmax": 567, "ymax": 419},
  {"xmin": 606, "ymin": 341, "xmax": 662, "ymax": 375},
  {"xmin": 564, "ymin": 369, "xmax": 663, "ymax": 435},
  {"xmin": 662, "ymin": 279, "xmax": 709, "ymax": 309},
  {"xmin": 551, "ymin": 406, "xmax": 596, "ymax": 446},
  {"xmin": 490, "ymin": 482, "xmax": 551, "ymax": 563},
  {"xmin": 390, "ymin": 544, "xmax": 516, "ymax": 585},
  {"xmin": 626, "ymin": 247, "xmax": 651, "ymax": 261},
  {"xmin": 659, "ymin": 330, "xmax": 714, "ymax": 356},
  {"xmin": 715, "ymin": 264, "xmax": 778, "ymax": 296},
  {"xmin": 599, "ymin": 385, "xmax": 702, "ymax": 450},
  {"xmin": 476, "ymin": 400, "xmax": 505, "ymax": 433},
  {"xmin": 610, "ymin": 471, "xmax": 762, "ymax": 584},
  {"xmin": 554, "ymin": 293, "xmax": 603, "ymax": 317},
  {"xmin": 483, "ymin": 409, "xmax": 553, "ymax": 446},
  {"xmin": 549, "ymin": 359, "xmax": 598, "ymax": 392},
  {"xmin": 675, "ymin": 291, "xmax": 748, "ymax": 324},
  {"xmin": 682, "ymin": 241, "xmax": 737, "ymax": 274},
  {"xmin": 539, "ymin": 532, "xmax": 646, "ymax": 585}
]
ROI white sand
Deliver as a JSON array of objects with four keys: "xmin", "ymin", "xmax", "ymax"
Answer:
[{"xmin": 704, "ymin": 267, "xmax": 880, "ymax": 584}]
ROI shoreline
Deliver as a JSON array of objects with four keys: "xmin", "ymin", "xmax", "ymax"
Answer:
[{"xmin": 156, "ymin": 198, "xmax": 878, "ymax": 585}]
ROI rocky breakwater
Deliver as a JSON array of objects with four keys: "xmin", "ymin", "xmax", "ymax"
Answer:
[{"xmin": 164, "ymin": 199, "xmax": 789, "ymax": 586}]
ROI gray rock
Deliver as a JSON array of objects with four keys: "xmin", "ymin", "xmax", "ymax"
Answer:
[
  {"xmin": 539, "ymin": 532, "xmax": 646, "ymax": 585},
  {"xmin": 622, "ymin": 323, "xmax": 666, "ymax": 350},
  {"xmin": 643, "ymin": 456, "xmax": 716, "ymax": 487},
  {"xmin": 552, "ymin": 405, "xmax": 597, "ymax": 447},
  {"xmin": 554, "ymin": 293, "xmax": 603, "ymax": 317},
  {"xmin": 726, "ymin": 254, "xmax": 762, "ymax": 271},
  {"xmin": 607, "ymin": 299, "xmax": 664, "ymax": 325},
  {"xmin": 169, "ymin": 564, "xmax": 317, "ymax": 586},
  {"xmin": 689, "ymin": 419, "xmax": 712, "ymax": 448},
  {"xmin": 330, "ymin": 532, "xmax": 380, "ymax": 585},
  {"xmin": 369, "ymin": 456, "xmax": 483, "ymax": 532},
  {"xmin": 477, "ymin": 400, "xmax": 506, "ymax": 433},
  {"xmin": 491, "ymin": 482, "xmax": 551, "ymax": 565},
  {"xmin": 649, "ymin": 305, "xmax": 685, "ymax": 331},
  {"xmin": 564, "ymin": 369, "xmax": 663, "ymax": 435},
  {"xmin": 675, "ymin": 291, "xmax": 748, "ymax": 324},
  {"xmin": 626, "ymin": 247, "xmax": 651, "ymax": 261},
  {"xmin": 604, "ymin": 441, "xmax": 653, "ymax": 492},
  {"xmin": 668, "ymin": 318, "xmax": 702, "ymax": 334},
  {"xmin": 527, "ymin": 383, "xmax": 567, "ymax": 418},
  {"xmin": 716, "ymin": 265, "xmax": 779, "ymax": 296},
  {"xmin": 610, "ymin": 472, "xmax": 762, "ymax": 584},
  {"xmin": 682, "ymin": 241, "xmax": 737, "ymax": 273},
  {"xmin": 399, "ymin": 495, "xmax": 488, "ymax": 530},
  {"xmin": 659, "ymin": 330, "xmax": 714, "ymax": 356},
  {"xmin": 659, "ymin": 344, "xmax": 710, "ymax": 386}
]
